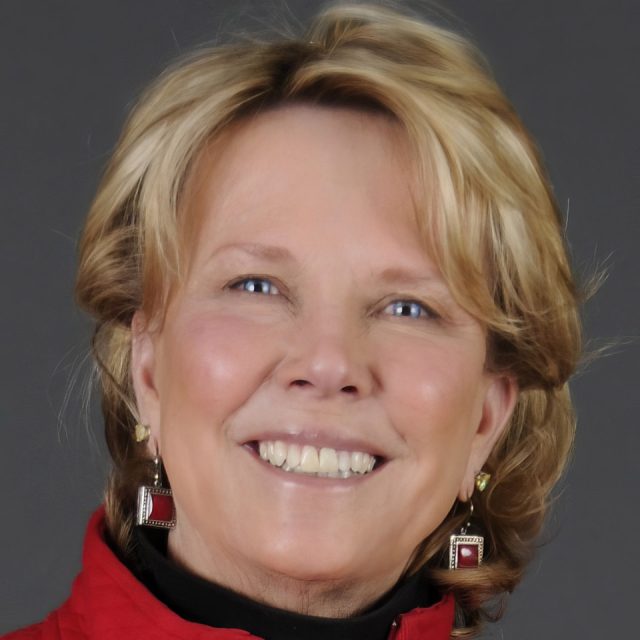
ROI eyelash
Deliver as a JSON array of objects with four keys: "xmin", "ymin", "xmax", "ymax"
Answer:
[{"xmin": 227, "ymin": 276, "xmax": 439, "ymax": 321}]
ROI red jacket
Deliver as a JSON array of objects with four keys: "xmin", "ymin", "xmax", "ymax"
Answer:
[{"xmin": 3, "ymin": 509, "xmax": 454, "ymax": 640}]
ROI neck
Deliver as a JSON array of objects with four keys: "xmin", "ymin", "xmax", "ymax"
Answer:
[{"xmin": 167, "ymin": 523, "xmax": 405, "ymax": 618}]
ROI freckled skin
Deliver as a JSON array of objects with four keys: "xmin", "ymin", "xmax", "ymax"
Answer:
[{"xmin": 132, "ymin": 105, "xmax": 517, "ymax": 616}]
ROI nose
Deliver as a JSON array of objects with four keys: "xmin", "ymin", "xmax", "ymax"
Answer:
[{"xmin": 275, "ymin": 311, "xmax": 375, "ymax": 400}]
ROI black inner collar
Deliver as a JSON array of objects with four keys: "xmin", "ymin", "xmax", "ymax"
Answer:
[{"xmin": 131, "ymin": 527, "xmax": 439, "ymax": 640}]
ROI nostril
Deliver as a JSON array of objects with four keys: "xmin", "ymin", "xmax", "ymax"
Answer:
[{"xmin": 289, "ymin": 380, "xmax": 359, "ymax": 393}]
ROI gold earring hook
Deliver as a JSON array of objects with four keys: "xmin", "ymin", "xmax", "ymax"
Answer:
[{"xmin": 460, "ymin": 500, "xmax": 474, "ymax": 535}]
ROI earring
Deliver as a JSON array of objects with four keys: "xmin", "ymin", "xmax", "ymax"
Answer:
[
  {"xmin": 449, "ymin": 500, "xmax": 484, "ymax": 569},
  {"xmin": 136, "ymin": 444, "xmax": 176, "ymax": 529},
  {"xmin": 475, "ymin": 470, "xmax": 491, "ymax": 493},
  {"xmin": 134, "ymin": 423, "xmax": 150, "ymax": 443}
]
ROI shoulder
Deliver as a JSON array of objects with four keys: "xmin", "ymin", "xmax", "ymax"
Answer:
[
  {"xmin": 1, "ymin": 625, "xmax": 43, "ymax": 639},
  {"xmin": 1, "ymin": 624, "xmax": 44, "ymax": 640}
]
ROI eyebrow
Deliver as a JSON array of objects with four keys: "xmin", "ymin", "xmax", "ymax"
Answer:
[
  {"xmin": 375, "ymin": 266, "xmax": 443, "ymax": 289},
  {"xmin": 206, "ymin": 242, "xmax": 297, "ymax": 264}
]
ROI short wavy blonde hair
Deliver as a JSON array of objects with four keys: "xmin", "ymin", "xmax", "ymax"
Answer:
[{"xmin": 76, "ymin": 3, "xmax": 582, "ymax": 637}]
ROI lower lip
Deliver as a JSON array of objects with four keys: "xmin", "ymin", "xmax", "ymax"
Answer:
[{"xmin": 242, "ymin": 444, "xmax": 381, "ymax": 489}]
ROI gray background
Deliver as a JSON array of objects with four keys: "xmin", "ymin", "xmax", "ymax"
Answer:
[{"xmin": 1, "ymin": 1, "xmax": 638, "ymax": 637}]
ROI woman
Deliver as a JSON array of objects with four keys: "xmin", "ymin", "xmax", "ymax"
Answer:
[{"xmin": 4, "ymin": 3, "xmax": 582, "ymax": 639}]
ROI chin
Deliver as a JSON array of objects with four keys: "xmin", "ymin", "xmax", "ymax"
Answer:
[{"xmin": 250, "ymin": 530, "xmax": 369, "ymax": 583}]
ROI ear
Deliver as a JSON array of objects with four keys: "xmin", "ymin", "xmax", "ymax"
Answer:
[
  {"xmin": 130, "ymin": 310, "xmax": 161, "ymax": 452},
  {"xmin": 458, "ymin": 373, "xmax": 518, "ymax": 502}
]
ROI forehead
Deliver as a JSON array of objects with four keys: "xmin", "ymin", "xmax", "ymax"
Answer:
[{"xmin": 184, "ymin": 104, "xmax": 425, "ymax": 256}]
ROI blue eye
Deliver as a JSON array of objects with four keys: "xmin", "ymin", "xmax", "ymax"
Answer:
[
  {"xmin": 384, "ymin": 300, "xmax": 435, "ymax": 320},
  {"xmin": 230, "ymin": 277, "xmax": 280, "ymax": 295}
]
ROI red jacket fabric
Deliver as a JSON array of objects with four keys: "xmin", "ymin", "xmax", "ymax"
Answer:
[{"xmin": 3, "ymin": 509, "xmax": 455, "ymax": 640}]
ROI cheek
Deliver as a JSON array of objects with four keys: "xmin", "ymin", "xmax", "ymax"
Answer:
[
  {"xmin": 156, "ymin": 310, "xmax": 281, "ymax": 424},
  {"xmin": 379, "ymin": 337, "xmax": 486, "ymax": 449}
]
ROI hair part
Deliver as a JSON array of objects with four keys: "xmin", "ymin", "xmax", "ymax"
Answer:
[{"xmin": 76, "ymin": 4, "xmax": 583, "ymax": 637}]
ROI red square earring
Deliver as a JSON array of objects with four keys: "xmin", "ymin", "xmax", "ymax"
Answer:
[
  {"xmin": 135, "ymin": 433, "xmax": 176, "ymax": 529},
  {"xmin": 448, "ymin": 471, "xmax": 490, "ymax": 569},
  {"xmin": 449, "ymin": 527, "xmax": 484, "ymax": 569}
]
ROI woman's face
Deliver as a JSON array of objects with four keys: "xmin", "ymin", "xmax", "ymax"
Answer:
[{"xmin": 133, "ymin": 105, "xmax": 516, "ymax": 597}]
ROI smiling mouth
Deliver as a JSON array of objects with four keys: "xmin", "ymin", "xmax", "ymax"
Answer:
[{"xmin": 246, "ymin": 440, "xmax": 383, "ymax": 479}]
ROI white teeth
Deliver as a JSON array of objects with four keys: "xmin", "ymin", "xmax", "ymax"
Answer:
[
  {"xmin": 338, "ymin": 450, "xmax": 351, "ymax": 473},
  {"xmin": 351, "ymin": 451, "xmax": 363, "ymax": 474},
  {"xmin": 299, "ymin": 445, "xmax": 320, "ymax": 472},
  {"xmin": 361, "ymin": 453, "xmax": 373, "ymax": 474},
  {"xmin": 270, "ymin": 441, "xmax": 287, "ymax": 467},
  {"xmin": 319, "ymin": 447, "xmax": 339, "ymax": 473},
  {"xmin": 255, "ymin": 440, "xmax": 378, "ymax": 478},
  {"xmin": 286, "ymin": 443, "xmax": 301, "ymax": 468}
]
